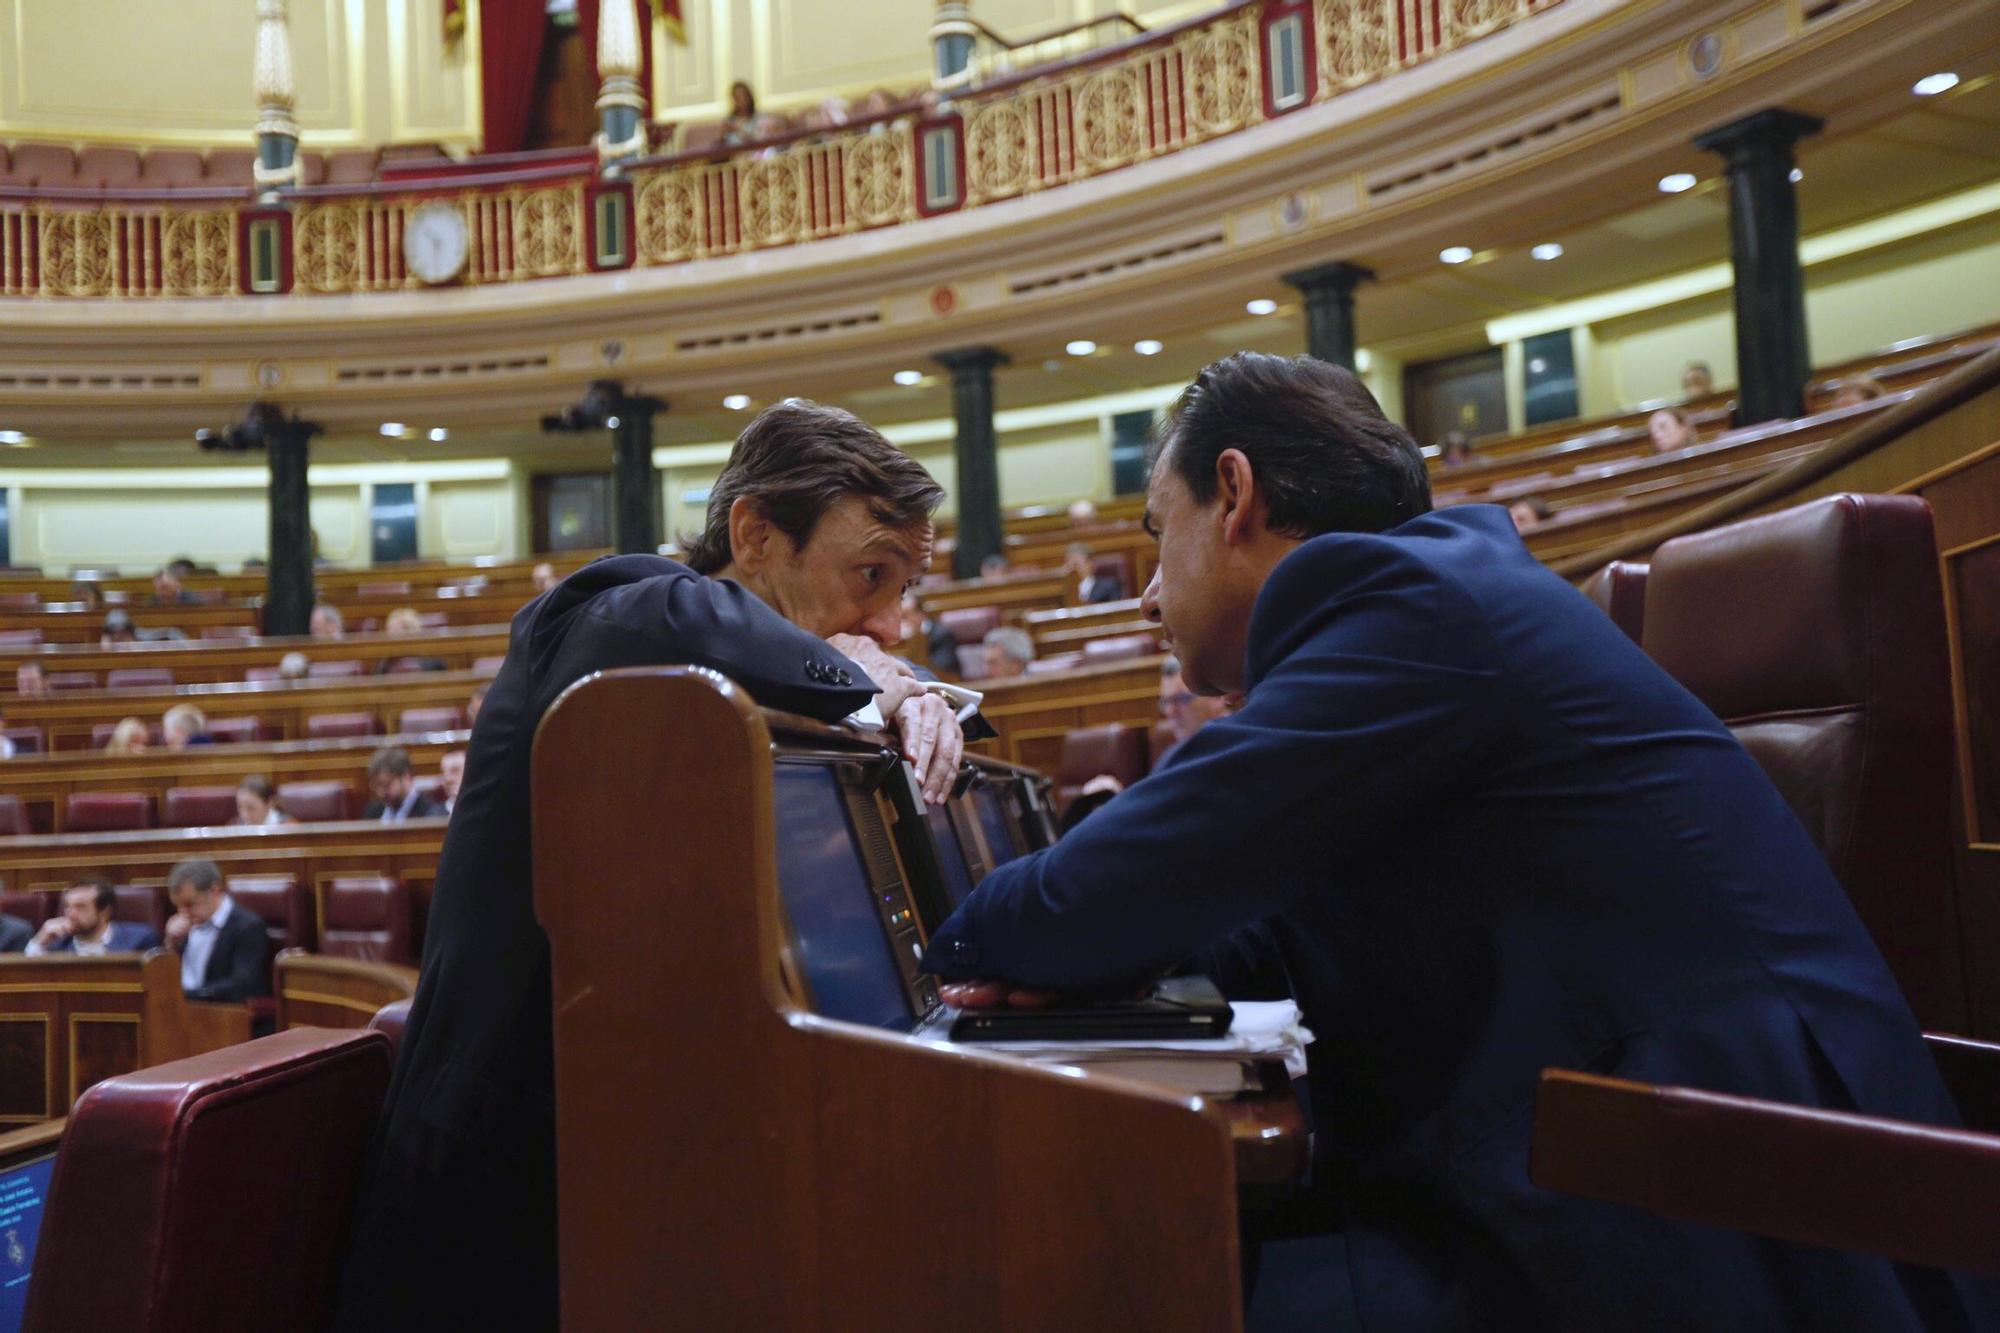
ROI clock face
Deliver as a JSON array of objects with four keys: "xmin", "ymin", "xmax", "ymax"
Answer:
[{"xmin": 404, "ymin": 203, "xmax": 469, "ymax": 285}]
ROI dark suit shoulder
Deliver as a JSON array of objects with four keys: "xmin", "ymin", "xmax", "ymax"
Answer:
[{"xmin": 0, "ymin": 915, "xmax": 31, "ymax": 953}]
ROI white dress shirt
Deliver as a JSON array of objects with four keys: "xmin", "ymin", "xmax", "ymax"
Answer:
[{"xmin": 180, "ymin": 894, "xmax": 234, "ymax": 992}]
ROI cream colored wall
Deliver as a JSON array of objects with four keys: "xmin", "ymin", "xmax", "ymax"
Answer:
[
  {"xmin": 421, "ymin": 478, "xmax": 522, "ymax": 561},
  {"xmin": 0, "ymin": 0, "xmax": 477, "ymax": 150}
]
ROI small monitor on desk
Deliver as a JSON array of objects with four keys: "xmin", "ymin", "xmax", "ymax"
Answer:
[{"xmin": 0, "ymin": 1129, "xmax": 58, "ymax": 1333}]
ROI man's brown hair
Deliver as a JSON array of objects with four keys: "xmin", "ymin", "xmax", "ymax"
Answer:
[{"xmin": 683, "ymin": 400, "xmax": 944, "ymax": 574}]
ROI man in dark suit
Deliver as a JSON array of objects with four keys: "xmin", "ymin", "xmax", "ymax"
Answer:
[
  {"xmin": 25, "ymin": 877, "xmax": 161, "ymax": 955},
  {"xmin": 1063, "ymin": 541, "xmax": 1124, "ymax": 604},
  {"xmin": 335, "ymin": 400, "xmax": 966, "ymax": 1332},
  {"xmin": 0, "ymin": 915, "xmax": 31, "ymax": 953},
  {"xmin": 927, "ymin": 353, "xmax": 1989, "ymax": 1330},
  {"xmin": 164, "ymin": 859, "xmax": 269, "ymax": 1002},
  {"xmin": 361, "ymin": 745, "xmax": 450, "ymax": 822}
]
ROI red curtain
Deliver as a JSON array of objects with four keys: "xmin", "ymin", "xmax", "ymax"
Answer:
[{"xmin": 481, "ymin": 0, "xmax": 549, "ymax": 154}]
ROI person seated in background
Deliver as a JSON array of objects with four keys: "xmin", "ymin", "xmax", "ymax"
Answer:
[
  {"xmin": 0, "ymin": 913, "xmax": 30, "ymax": 952},
  {"xmin": 1647, "ymin": 406, "xmax": 1696, "ymax": 453},
  {"xmin": 377, "ymin": 607, "xmax": 446, "ymax": 674},
  {"xmin": 439, "ymin": 750, "xmax": 466, "ymax": 816},
  {"xmin": 1507, "ymin": 496, "xmax": 1553, "ymax": 532},
  {"xmin": 26, "ymin": 877, "xmax": 160, "ymax": 956},
  {"xmin": 467, "ymin": 681, "xmax": 489, "ymax": 726},
  {"xmin": 101, "ymin": 608, "xmax": 185, "ymax": 645},
  {"xmin": 309, "ymin": 603, "xmax": 345, "ymax": 639},
  {"xmin": 1830, "ymin": 374, "xmax": 1886, "ymax": 409},
  {"xmin": 278, "ymin": 650, "xmax": 310, "ymax": 680},
  {"xmin": 104, "ymin": 717, "xmax": 150, "ymax": 755},
  {"xmin": 151, "ymin": 567, "xmax": 200, "ymax": 605},
  {"xmin": 978, "ymin": 553, "xmax": 1011, "ymax": 580},
  {"xmin": 1066, "ymin": 498, "xmax": 1099, "ymax": 526},
  {"xmin": 364, "ymin": 746, "xmax": 448, "ymax": 823},
  {"xmin": 722, "ymin": 80, "xmax": 784, "ymax": 145},
  {"xmin": 14, "ymin": 661, "xmax": 46, "ymax": 698},
  {"xmin": 1681, "ymin": 360, "xmax": 1715, "ymax": 398},
  {"xmin": 911, "ymin": 595, "xmax": 961, "ymax": 676},
  {"xmin": 231, "ymin": 774, "xmax": 294, "ymax": 827},
  {"xmin": 161, "ymin": 703, "xmax": 213, "ymax": 751},
  {"xmin": 1152, "ymin": 655, "xmax": 1230, "ymax": 771},
  {"xmin": 71, "ymin": 581, "xmax": 104, "ymax": 612},
  {"xmin": 1436, "ymin": 429, "xmax": 1475, "ymax": 468},
  {"xmin": 164, "ymin": 859, "xmax": 269, "ymax": 1002},
  {"xmin": 1064, "ymin": 542, "xmax": 1123, "ymax": 604},
  {"xmin": 532, "ymin": 562, "xmax": 558, "ymax": 594},
  {"xmin": 980, "ymin": 625, "xmax": 1034, "ymax": 679}
]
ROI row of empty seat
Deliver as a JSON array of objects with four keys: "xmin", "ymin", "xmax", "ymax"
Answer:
[
  {"xmin": 3, "ymin": 705, "xmax": 468, "ymax": 756},
  {"xmin": 0, "ymin": 140, "xmax": 448, "ymax": 191},
  {"xmin": 0, "ymin": 774, "xmax": 447, "ymax": 833}
]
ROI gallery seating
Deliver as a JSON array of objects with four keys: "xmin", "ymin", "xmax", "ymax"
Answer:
[
  {"xmin": 0, "ymin": 795, "xmax": 27, "ymax": 835},
  {"xmin": 319, "ymin": 876, "xmax": 415, "ymax": 964},
  {"xmin": 276, "ymin": 780, "xmax": 356, "ymax": 823},
  {"xmin": 307, "ymin": 712, "xmax": 382, "ymax": 739},
  {"xmin": 1580, "ymin": 560, "xmax": 1648, "ymax": 644},
  {"xmin": 162, "ymin": 785, "xmax": 240, "ymax": 829},
  {"xmin": 64, "ymin": 791, "xmax": 154, "ymax": 832},
  {"xmin": 1055, "ymin": 723, "xmax": 1150, "ymax": 813}
]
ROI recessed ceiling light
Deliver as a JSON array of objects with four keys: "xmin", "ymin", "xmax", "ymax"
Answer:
[
  {"xmin": 0, "ymin": 430, "xmax": 23, "ymax": 446},
  {"xmin": 893, "ymin": 369, "xmax": 924, "ymax": 386},
  {"xmin": 723, "ymin": 394, "xmax": 751, "ymax": 411},
  {"xmin": 1133, "ymin": 339, "xmax": 1163, "ymax": 356},
  {"xmin": 1658, "ymin": 172, "xmax": 1698, "ymax": 194},
  {"xmin": 1439, "ymin": 246, "xmax": 1474, "ymax": 265},
  {"xmin": 1065, "ymin": 339, "xmax": 1098, "ymax": 356},
  {"xmin": 428, "ymin": 427, "xmax": 449, "ymax": 442},
  {"xmin": 1530, "ymin": 243, "xmax": 1564, "ymax": 261},
  {"xmin": 1788, "ymin": 167, "xmax": 1803, "ymax": 183},
  {"xmin": 379, "ymin": 422, "xmax": 405, "ymax": 437},
  {"xmin": 1245, "ymin": 298, "xmax": 1278, "ymax": 316},
  {"xmin": 1913, "ymin": 72, "xmax": 1960, "ymax": 96}
]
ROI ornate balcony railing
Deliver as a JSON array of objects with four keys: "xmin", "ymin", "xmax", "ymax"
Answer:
[{"xmin": 0, "ymin": 0, "xmax": 1560, "ymax": 300}]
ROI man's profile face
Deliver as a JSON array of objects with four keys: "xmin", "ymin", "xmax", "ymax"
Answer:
[
  {"xmin": 1141, "ymin": 451, "xmax": 1245, "ymax": 697},
  {"xmin": 15, "ymin": 664, "xmax": 43, "ymax": 697},
  {"xmin": 170, "ymin": 882, "xmax": 222, "ymax": 925},
  {"xmin": 61, "ymin": 888, "xmax": 107, "ymax": 936},
  {"xmin": 755, "ymin": 495, "xmax": 932, "ymax": 644}
]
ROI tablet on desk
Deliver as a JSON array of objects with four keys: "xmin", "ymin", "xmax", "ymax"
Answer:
[{"xmin": 948, "ymin": 975, "xmax": 1234, "ymax": 1043}]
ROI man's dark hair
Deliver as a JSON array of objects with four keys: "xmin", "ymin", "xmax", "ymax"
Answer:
[
  {"xmin": 1153, "ymin": 353, "xmax": 1431, "ymax": 537},
  {"xmin": 683, "ymin": 400, "xmax": 944, "ymax": 574},
  {"xmin": 168, "ymin": 858, "xmax": 222, "ymax": 896},
  {"xmin": 67, "ymin": 875, "xmax": 116, "ymax": 914},
  {"xmin": 369, "ymin": 746, "xmax": 414, "ymax": 779},
  {"xmin": 238, "ymin": 773, "xmax": 276, "ymax": 801}
]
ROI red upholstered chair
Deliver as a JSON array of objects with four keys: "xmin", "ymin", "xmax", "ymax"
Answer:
[
  {"xmin": 228, "ymin": 873, "xmax": 314, "ymax": 961},
  {"xmin": 162, "ymin": 786, "xmax": 241, "ymax": 829},
  {"xmin": 397, "ymin": 705, "xmax": 463, "ymax": 734},
  {"xmin": 10, "ymin": 141, "xmax": 76, "ymax": 187},
  {"xmin": 1082, "ymin": 632, "xmax": 1156, "ymax": 664},
  {"xmin": 1024, "ymin": 651, "xmax": 1085, "ymax": 675},
  {"xmin": 321, "ymin": 876, "xmax": 414, "ymax": 964},
  {"xmin": 22, "ymin": 1028, "xmax": 391, "ymax": 1333},
  {"xmin": 295, "ymin": 150, "xmax": 326, "ymax": 186},
  {"xmin": 1579, "ymin": 560, "xmax": 1648, "ymax": 645},
  {"xmin": 1641, "ymin": 493, "xmax": 1965, "ymax": 1032},
  {"xmin": 1, "ymin": 889, "xmax": 53, "ymax": 923},
  {"xmin": 2, "ymin": 725, "xmax": 43, "ymax": 755},
  {"xmin": 308, "ymin": 660, "xmax": 366, "ymax": 679},
  {"xmin": 206, "ymin": 715, "xmax": 263, "ymax": 744},
  {"xmin": 0, "ymin": 630, "xmax": 41, "ymax": 647},
  {"xmin": 1054, "ymin": 723, "xmax": 1150, "ymax": 813},
  {"xmin": 64, "ymin": 792, "xmax": 154, "ymax": 833},
  {"xmin": 0, "ymin": 795, "xmax": 29, "ymax": 836},
  {"xmin": 244, "ymin": 666, "xmax": 283, "ymax": 682},
  {"xmin": 46, "ymin": 671, "xmax": 99, "ymax": 691},
  {"xmin": 324, "ymin": 148, "xmax": 380, "ymax": 184},
  {"xmin": 115, "ymin": 884, "xmax": 168, "ymax": 935},
  {"xmin": 203, "ymin": 147, "xmax": 257, "ymax": 185},
  {"xmin": 277, "ymin": 780, "xmax": 354, "ymax": 823},
  {"xmin": 106, "ymin": 667, "xmax": 174, "ymax": 690},
  {"xmin": 937, "ymin": 606, "xmax": 1003, "ymax": 647},
  {"xmin": 1090, "ymin": 553, "xmax": 1132, "ymax": 598},
  {"xmin": 74, "ymin": 146, "xmax": 141, "ymax": 188},
  {"xmin": 307, "ymin": 712, "xmax": 381, "ymax": 740},
  {"xmin": 368, "ymin": 998, "xmax": 413, "ymax": 1060},
  {"xmin": 139, "ymin": 149, "xmax": 205, "ymax": 188}
]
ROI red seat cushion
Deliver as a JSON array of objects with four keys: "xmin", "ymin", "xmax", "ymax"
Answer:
[
  {"xmin": 115, "ymin": 884, "xmax": 168, "ymax": 935},
  {"xmin": 307, "ymin": 712, "xmax": 381, "ymax": 740},
  {"xmin": 367, "ymin": 999, "xmax": 412, "ymax": 1061},
  {"xmin": 203, "ymin": 148, "xmax": 257, "ymax": 185},
  {"xmin": 938, "ymin": 606, "xmax": 1002, "ymax": 646},
  {"xmin": 276, "ymin": 781, "xmax": 354, "ymax": 823},
  {"xmin": 321, "ymin": 876, "xmax": 413, "ymax": 964},
  {"xmin": 1054, "ymin": 723, "xmax": 1149, "ymax": 812},
  {"xmin": 207, "ymin": 716, "xmax": 263, "ymax": 744},
  {"xmin": 0, "ymin": 795, "xmax": 28, "ymax": 836},
  {"xmin": 163, "ymin": 786, "xmax": 241, "ymax": 829},
  {"xmin": 24, "ymin": 1029, "xmax": 391, "ymax": 1333},
  {"xmin": 64, "ymin": 792, "xmax": 155, "ymax": 833},
  {"xmin": 106, "ymin": 668, "xmax": 174, "ymax": 689},
  {"xmin": 396, "ymin": 706, "xmax": 463, "ymax": 734},
  {"xmin": 228, "ymin": 873, "xmax": 314, "ymax": 960},
  {"xmin": 46, "ymin": 671, "xmax": 99, "ymax": 691},
  {"xmin": 74, "ymin": 146, "xmax": 141, "ymax": 188},
  {"xmin": 1, "ymin": 889, "xmax": 53, "ymax": 923},
  {"xmin": 1580, "ymin": 560, "xmax": 1648, "ymax": 645},
  {"xmin": 1081, "ymin": 632, "xmax": 1156, "ymax": 664},
  {"xmin": 139, "ymin": 149, "xmax": 205, "ymax": 187}
]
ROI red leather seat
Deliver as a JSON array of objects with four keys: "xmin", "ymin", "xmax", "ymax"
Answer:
[
  {"xmin": 277, "ymin": 780, "xmax": 354, "ymax": 823},
  {"xmin": 229, "ymin": 873, "xmax": 315, "ymax": 959},
  {"xmin": 244, "ymin": 666, "xmax": 283, "ymax": 682},
  {"xmin": 207, "ymin": 716, "xmax": 263, "ymax": 744},
  {"xmin": 1024, "ymin": 651, "xmax": 1085, "ymax": 675},
  {"xmin": 368, "ymin": 998, "xmax": 413, "ymax": 1059},
  {"xmin": 0, "ymin": 629, "xmax": 42, "ymax": 647},
  {"xmin": 10, "ymin": 141, "xmax": 76, "ymax": 188},
  {"xmin": 203, "ymin": 147, "xmax": 257, "ymax": 186},
  {"xmin": 47, "ymin": 671, "xmax": 99, "ymax": 691},
  {"xmin": 115, "ymin": 884, "xmax": 168, "ymax": 935},
  {"xmin": 324, "ymin": 148, "xmax": 380, "ymax": 184},
  {"xmin": 74, "ymin": 146, "xmax": 141, "ymax": 188},
  {"xmin": 139, "ymin": 149, "xmax": 205, "ymax": 188},
  {"xmin": 0, "ymin": 795, "xmax": 29, "ymax": 836},
  {"xmin": 1, "ymin": 889, "xmax": 52, "ymax": 922},
  {"xmin": 23, "ymin": 1028, "xmax": 391, "ymax": 1333},
  {"xmin": 396, "ymin": 705, "xmax": 463, "ymax": 734},
  {"xmin": 106, "ymin": 667, "xmax": 174, "ymax": 689},
  {"xmin": 1579, "ymin": 559, "xmax": 1648, "ymax": 645},
  {"xmin": 1055, "ymin": 723, "xmax": 1149, "ymax": 813},
  {"xmin": 1082, "ymin": 632, "xmax": 1156, "ymax": 664},
  {"xmin": 321, "ymin": 876, "xmax": 414, "ymax": 964},
  {"xmin": 937, "ymin": 606, "xmax": 1002, "ymax": 647},
  {"xmin": 307, "ymin": 712, "xmax": 381, "ymax": 740},
  {"xmin": 307, "ymin": 660, "xmax": 366, "ymax": 679},
  {"xmin": 2, "ymin": 725, "xmax": 43, "ymax": 755},
  {"xmin": 162, "ymin": 786, "xmax": 241, "ymax": 829},
  {"xmin": 64, "ymin": 792, "xmax": 155, "ymax": 833},
  {"xmin": 1642, "ymin": 494, "xmax": 1964, "ymax": 1031}
]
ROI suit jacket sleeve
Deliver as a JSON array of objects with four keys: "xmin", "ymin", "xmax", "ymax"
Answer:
[
  {"xmin": 921, "ymin": 542, "xmax": 1503, "ymax": 991},
  {"xmin": 187, "ymin": 915, "xmax": 270, "ymax": 1002}
]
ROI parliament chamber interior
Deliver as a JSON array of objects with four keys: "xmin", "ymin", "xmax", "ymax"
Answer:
[{"xmin": 0, "ymin": 0, "xmax": 1997, "ymax": 1327}]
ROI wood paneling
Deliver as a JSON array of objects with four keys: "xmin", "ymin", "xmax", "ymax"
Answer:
[
  {"xmin": 275, "ymin": 953, "xmax": 418, "ymax": 1032},
  {"xmin": 973, "ymin": 654, "xmax": 1166, "ymax": 774},
  {"xmin": 0, "ymin": 626, "xmax": 510, "ymax": 688}
]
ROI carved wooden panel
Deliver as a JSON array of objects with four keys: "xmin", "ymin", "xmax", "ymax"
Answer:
[
  {"xmin": 0, "ymin": 1017, "xmax": 49, "ymax": 1124},
  {"xmin": 67, "ymin": 1014, "xmax": 141, "ymax": 1108}
]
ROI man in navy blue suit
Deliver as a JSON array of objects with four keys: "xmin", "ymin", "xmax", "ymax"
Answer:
[
  {"xmin": 25, "ymin": 877, "xmax": 161, "ymax": 955},
  {"xmin": 925, "ymin": 353, "xmax": 1988, "ymax": 1330}
]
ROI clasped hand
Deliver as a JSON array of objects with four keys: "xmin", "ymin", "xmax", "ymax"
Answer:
[{"xmin": 827, "ymin": 633, "xmax": 964, "ymax": 805}]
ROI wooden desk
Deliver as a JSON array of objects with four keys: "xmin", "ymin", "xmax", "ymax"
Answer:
[
  {"xmin": 0, "ymin": 550, "xmax": 600, "ymax": 604},
  {"xmin": 274, "ymin": 953, "xmax": 419, "ymax": 1032},
  {"xmin": 974, "ymin": 653, "xmax": 1167, "ymax": 773},
  {"xmin": 0, "ymin": 623, "xmax": 510, "ymax": 686}
]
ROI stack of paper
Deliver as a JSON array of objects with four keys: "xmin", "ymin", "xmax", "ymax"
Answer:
[{"xmin": 978, "ymin": 1001, "xmax": 1313, "ymax": 1097}]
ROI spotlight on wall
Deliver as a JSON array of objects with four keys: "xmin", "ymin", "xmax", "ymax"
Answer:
[
  {"xmin": 1913, "ymin": 72, "xmax": 1959, "ymax": 96},
  {"xmin": 428, "ymin": 427, "xmax": 449, "ymax": 442},
  {"xmin": 1245, "ymin": 298, "xmax": 1278, "ymax": 316},
  {"xmin": 1658, "ymin": 172, "xmax": 1698, "ymax": 194},
  {"xmin": 1530, "ymin": 243, "xmax": 1564, "ymax": 261},
  {"xmin": 893, "ymin": 369, "xmax": 924, "ymax": 386},
  {"xmin": 379, "ymin": 422, "xmax": 406, "ymax": 437},
  {"xmin": 723, "ymin": 394, "xmax": 752, "ymax": 411},
  {"xmin": 0, "ymin": 430, "xmax": 24, "ymax": 446},
  {"xmin": 1133, "ymin": 339, "xmax": 1163, "ymax": 356},
  {"xmin": 1439, "ymin": 246, "xmax": 1473, "ymax": 265},
  {"xmin": 1065, "ymin": 339, "xmax": 1098, "ymax": 356}
]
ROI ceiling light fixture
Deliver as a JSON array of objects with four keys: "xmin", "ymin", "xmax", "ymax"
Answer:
[
  {"xmin": 1530, "ymin": 243, "xmax": 1564, "ymax": 261},
  {"xmin": 893, "ymin": 369, "xmax": 924, "ymax": 386},
  {"xmin": 723, "ymin": 394, "xmax": 752, "ymax": 410},
  {"xmin": 1133, "ymin": 339, "xmax": 1163, "ymax": 356},
  {"xmin": 1065, "ymin": 339, "xmax": 1098, "ymax": 356},
  {"xmin": 428, "ymin": 427, "xmax": 449, "ymax": 442},
  {"xmin": 1658, "ymin": 172, "xmax": 1698, "ymax": 194},
  {"xmin": 1913, "ymin": 72, "xmax": 1960, "ymax": 96},
  {"xmin": 1245, "ymin": 298, "xmax": 1278, "ymax": 316},
  {"xmin": 1439, "ymin": 246, "xmax": 1474, "ymax": 265}
]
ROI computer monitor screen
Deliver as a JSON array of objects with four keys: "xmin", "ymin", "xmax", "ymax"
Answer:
[
  {"xmin": 773, "ymin": 762, "xmax": 914, "ymax": 1032},
  {"xmin": 970, "ymin": 781, "xmax": 1024, "ymax": 869},
  {"xmin": 926, "ymin": 802, "xmax": 979, "ymax": 912},
  {"xmin": 0, "ymin": 1151, "xmax": 55, "ymax": 1333}
]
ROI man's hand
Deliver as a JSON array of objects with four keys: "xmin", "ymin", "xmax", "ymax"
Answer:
[
  {"xmin": 894, "ymin": 691, "xmax": 963, "ymax": 804},
  {"xmin": 30, "ymin": 918, "xmax": 70, "ymax": 950},
  {"xmin": 827, "ymin": 633, "xmax": 923, "ymax": 717},
  {"xmin": 164, "ymin": 912, "xmax": 192, "ymax": 951},
  {"xmin": 938, "ymin": 980, "xmax": 1061, "ymax": 1009}
]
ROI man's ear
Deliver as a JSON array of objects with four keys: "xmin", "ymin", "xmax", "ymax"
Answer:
[
  {"xmin": 1214, "ymin": 448, "xmax": 1259, "ymax": 546},
  {"xmin": 726, "ymin": 496, "xmax": 772, "ymax": 571}
]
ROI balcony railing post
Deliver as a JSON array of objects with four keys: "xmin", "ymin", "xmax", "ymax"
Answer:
[
  {"xmin": 252, "ymin": 0, "xmax": 302, "ymax": 198},
  {"xmin": 596, "ymin": 0, "xmax": 649, "ymax": 169}
]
